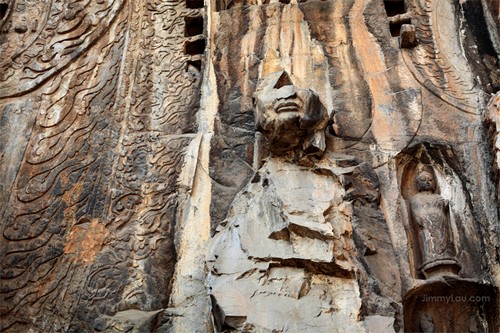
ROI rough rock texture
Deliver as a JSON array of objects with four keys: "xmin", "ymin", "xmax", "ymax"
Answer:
[
  {"xmin": 0, "ymin": 0, "xmax": 499, "ymax": 332},
  {"xmin": 487, "ymin": 91, "xmax": 500, "ymax": 201},
  {"xmin": 208, "ymin": 154, "xmax": 400, "ymax": 332}
]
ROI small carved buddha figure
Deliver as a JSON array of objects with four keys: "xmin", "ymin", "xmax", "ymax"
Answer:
[
  {"xmin": 254, "ymin": 70, "xmax": 328, "ymax": 160},
  {"xmin": 409, "ymin": 168, "xmax": 461, "ymax": 279}
]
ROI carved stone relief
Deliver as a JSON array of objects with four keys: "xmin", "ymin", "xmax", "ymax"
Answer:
[
  {"xmin": 397, "ymin": 143, "xmax": 498, "ymax": 332},
  {"xmin": 408, "ymin": 166, "xmax": 460, "ymax": 279},
  {"xmin": 397, "ymin": 144, "xmax": 483, "ymax": 280},
  {"xmin": 254, "ymin": 70, "xmax": 328, "ymax": 159},
  {"xmin": 0, "ymin": 0, "xmax": 206, "ymax": 331},
  {"xmin": 208, "ymin": 69, "xmax": 401, "ymax": 331},
  {"xmin": 0, "ymin": 0, "xmax": 498, "ymax": 332}
]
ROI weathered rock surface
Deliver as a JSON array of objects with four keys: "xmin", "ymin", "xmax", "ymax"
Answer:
[
  {"xmin": 208, "ymin": 153, "xmax": 400, "ymax": 331},
  {"xmin": 0, "ymin": 0, "xmax": 499, "ymax": 332}
]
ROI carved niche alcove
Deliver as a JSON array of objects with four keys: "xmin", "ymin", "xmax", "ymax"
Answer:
[
  {"xmin": 396, "ymin": 143, "xmax": 499, "ymax": 332},
  {"xmin": 397, "ymin": 143, "xmax": 481, "ymax": 280}
]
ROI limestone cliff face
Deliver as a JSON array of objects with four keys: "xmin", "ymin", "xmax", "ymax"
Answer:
[{"xmin": 0, "ymin": 0, "xmax": 498, "ymax": 332}]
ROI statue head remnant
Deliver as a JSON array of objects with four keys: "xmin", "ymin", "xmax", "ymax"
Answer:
[
  {"xmin": 254, "ymin": 71, "xmax": 328, "ymax": 158},
  {"xmin": 415, "ymin": 170, "xmax": 436, "ymax": 193}
]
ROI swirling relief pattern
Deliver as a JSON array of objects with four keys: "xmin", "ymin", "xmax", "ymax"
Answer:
[
  {"xmin": 0, "ymin": 0, "xmax": 126, "ymax": 98},
  {"xmin": 0, "ymin": 0, "xmax": 204, "ymax": 331},
  {"xmin": 405, "ymin": 0, "xmax": 480, "ymax": 113}
]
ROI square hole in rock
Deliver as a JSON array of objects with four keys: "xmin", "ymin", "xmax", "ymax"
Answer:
[
  {"xmin": 384, "ymin": 0, "xmax": 406, "ymax": 17},
  {"xmin": 186, "ymin": 0, "xmax": 204, "ymax": 9},
  {"xmin": 185, "ymin": 39, "xmax": 206, "ymax": 56},
  {"xmin": 185, "ymin": 16, "xmax": 204, "ymax": 37}
]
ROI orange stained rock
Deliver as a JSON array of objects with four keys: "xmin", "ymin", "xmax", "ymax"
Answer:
[{"xmin": 64, "ymin": 219, "xmax": 108, "ymax": 263}]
